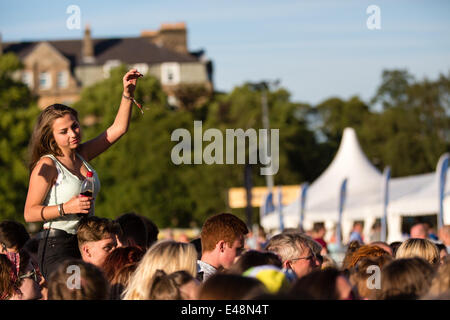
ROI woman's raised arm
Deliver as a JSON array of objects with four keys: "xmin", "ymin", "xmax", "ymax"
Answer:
[{"xmin": 78, "ymin": 69, "xmax": 143, "ymax": 162}]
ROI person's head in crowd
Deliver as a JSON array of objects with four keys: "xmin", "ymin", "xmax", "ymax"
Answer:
[
  {"xmin": 342, "ymin": 240, "xmax": 361, "ymax": 269},
  {"xmin": 348, "ymin": 255, "xmax": 393, "ymax": 300},
  {"xmin": 23, "ymin": 237, "xmax": 48, "ymax": 299},
  {"xmin": 438, "ymin": 225, "xmax": 450, "ymax": 247},
  {"xmin": 114, "ymin": 212, "xmax": 148, "ymax": 249},
  {"xmin": 390, "ymin": 241, "xmax": 403, "ymax": 257},
  {"xmin": 321, "ymin": 254, "xmax": 338, "ymax": 270},
  {"xmin": 47, "ymin": 259, "xmax": 109, "ymax": 300},
  {"xmin": 169, "ymin": 270, "xmax": 200, "ymax": 300},
  {"xmin": 423, "ymin": 221, "xmax": 438, "ymax": 240},
  {"xmin": 199, "ymin": 213, "xmax": 248, "ymax": 272},
  {"xmin": 1, "ymin": 248, "xmax": 43, "ymax": 300},
  {"xmin": 352, "ymin": 221, "xmax": 363, "ymax": 233},
  {"xmin": 0, "ymin": 254, "xmax": 21, "ymax": 300},
  {"xmin": 0, "ymin": 220, "xmax": 30, "ymax": 253},
  {"xmin": 16, "ymin": 249, "xmax": 43, "ymax": 300},
  {"xmin": 178, "ymin": 233, "xmax": 190, "ymax": 243},
  {"xmin": 140, "ymin": 215, "xmax": 159, "ymax": 248},
  {"xmin": 395, "ymin": 238, "xmax": 440, "ymax": 266},
  {"xmin": 265, "ymin": 232, "xmax": 322, "ymax": 279},
  {"xmin": 370, "ymin": 221, "xmax": 382, "ymax": 239},
  {"xmin": 122, "ymin": 240, "xmax": 197, "ymax": 300},
  {"xmin": 376, "ymin": 257, "xmax": 435, "ymax": 300},
  {"xmin": 342, "ymin": 244, "xmax": 390, "ymax": 271},
  {"xmin": 0, "ymin": 221, "xmax": 45, "ymax": 299},
  {"xmin": 348, "ymin": 222, "xmax": 364, "ymax": 244},
  {"xmin": 197, "ymin": 273, "xmax": 268, "ymax": 300},
  {"xmin": 369, "ymin": 241, "xmax": 393, "ymax": 256},
  {"xmin": 226, "ymin": 250, "xmax": 282, "ymax": 275},
  {"xmin": 312, "ymin": 222, "xmax": 326, "ymax": 239},
  {"xmin": 311, "ymin": 222, "xmax": 328, "ymax": 255},
  {"xmin": 149, "ymin": 270, "xmax": 200, "ymax": 300},
  {"xmin": 288, "ymin": 268, "xmax": 357, "ymax": 300},
  {"xmin": 423, "ymin": 256, "xmax": 450, "ymax": 299},
  {"xmin": 435, "ymin": 243, "xmax": 448, "ymax": 264},
  {"xmin": 77, "ymin": 216, "xmax": 121, "ymax": 268},
  {"xmin": 410, "ymin": 223, "xmax": 427, "ymax": 239},
  {"xmin": 243, "ymin": 265, "xmax": 291, "ymax": 294},
  {"xmin": 102, "ymin": 246, "xmax": 145, "ymax": 300}
]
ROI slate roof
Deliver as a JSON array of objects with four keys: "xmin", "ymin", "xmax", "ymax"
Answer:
[{"xmin": 3, "ymin": 36, "xmax": 200, "ymax": 67}]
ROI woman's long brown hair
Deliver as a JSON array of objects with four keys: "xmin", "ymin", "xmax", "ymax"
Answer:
[{"xmin": 28, "ymin": 104, "xmax": 79, "ymax": 173}]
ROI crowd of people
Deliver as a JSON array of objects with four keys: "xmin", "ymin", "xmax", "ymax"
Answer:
[
  {"xmin": 1, "ymin": 68, "xmax": 449, "ymax": 301},
  {"xmin": 1, "ymin": 214, "xmax": 449, "ymax": 300}
]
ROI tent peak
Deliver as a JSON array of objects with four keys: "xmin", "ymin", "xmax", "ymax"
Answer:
[{"xmin": 308, "ymin": 127, "xmax": 382, "ymax": 199}]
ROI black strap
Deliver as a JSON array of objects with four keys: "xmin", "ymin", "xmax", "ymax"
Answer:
[{"xmin": 39, "ymin": 229, "xmax": 50, "ymax": 279}]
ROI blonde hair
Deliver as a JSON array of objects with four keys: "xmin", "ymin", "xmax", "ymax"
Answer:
[
  {"xmin": 122, "ymin": 240, "xmax": 197, "ymax": 300},
  {"xmin": 395, "ymin": 238, "xmax": 440, "ymax": 265}
]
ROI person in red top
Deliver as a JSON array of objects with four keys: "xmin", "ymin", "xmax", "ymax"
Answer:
[{"xmin": 312, "ymin": 222, "xmax": 328, "ymax": 256}]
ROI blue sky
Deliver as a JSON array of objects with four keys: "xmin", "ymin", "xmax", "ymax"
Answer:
[{"xmin": 1, "ymin": 0, "xmax": 449, "ymax": 105}]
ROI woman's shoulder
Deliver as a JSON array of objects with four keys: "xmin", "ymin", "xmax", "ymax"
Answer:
[
  {"xmin": 32, "ymin": 156, "xmax": 58, "ymax": 177},
  {"xmin": 37, "ymin": 155, "xmax": 57, "ymax": 166}
]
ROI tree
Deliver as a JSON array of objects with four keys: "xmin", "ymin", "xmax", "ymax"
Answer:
[
  {"xmin": 365, "ymin": 70, "xmax": 450, "ymax": 176},
  {"xmin": 0, "ymin": 53, "xmax": 40, "ymax": 222},
  {"xmin": 173, "ymin": 83, "xmax": 212, "ymax": 111}
]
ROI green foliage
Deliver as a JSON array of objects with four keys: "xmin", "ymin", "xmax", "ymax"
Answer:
[
  {"xmin": 360, "ymin": 70, "xmax": 450, "ymax": 176},
  {"xmin": 0, "ymin": 53, "xmax": 40, "ymax": 222}
]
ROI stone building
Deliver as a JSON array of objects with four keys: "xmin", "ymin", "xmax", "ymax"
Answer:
[{"xmin": 2, "ymin": 22, "xmax": 213, "ymax": 109}]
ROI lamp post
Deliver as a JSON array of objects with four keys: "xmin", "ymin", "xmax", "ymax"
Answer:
[{"xmin": 249, "ymin": 80, "xmax": 279, "ymax": 195}]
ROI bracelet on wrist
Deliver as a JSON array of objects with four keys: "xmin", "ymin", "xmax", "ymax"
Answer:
[
  {"xmin": 122, "ymin": 93, "xmax": 134, "ymax": 100},
  {"xmin": 40, "ymin": 207, "xmax": 47, "ymax": 222},
  {"xmin": 122, "ymin": 94, "xmax": 145, "ymax": 115},
  {"xmin": 58, "ymin": 203, "xmax": 65, "ymax": 217}
]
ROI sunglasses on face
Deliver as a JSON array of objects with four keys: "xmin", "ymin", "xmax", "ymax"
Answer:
[{"xmin": 19, "ymin": 269, "xmax": 39, "ymax": 283}]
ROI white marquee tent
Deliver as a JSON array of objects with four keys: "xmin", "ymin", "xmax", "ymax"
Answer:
[{"xmin": 260, "ymin": 127, "xmax": 450, "ymax": 243}]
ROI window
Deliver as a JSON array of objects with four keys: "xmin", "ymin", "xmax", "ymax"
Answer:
[
  {"xmin": 161, "ymin": 62, "xmax": 180, "ymax": 85},
  {"xmin": 57, "ymin": 71, "xmax": 68, "ymax": 88},
  {"xmin": 39, "ymin": 72, "xmax": 51, "ymax": 89},
  {"xmin": 22, "ymin": 71, "xmax": 33, "ymax": 89}
]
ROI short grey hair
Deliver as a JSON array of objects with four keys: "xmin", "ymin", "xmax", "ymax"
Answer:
[{"xmin": 265, "ymin": 232, "xmax": 322, "ymax": 263}]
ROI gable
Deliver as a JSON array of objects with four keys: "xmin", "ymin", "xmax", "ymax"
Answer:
[{"xmin": 23, "ymin": 41, "xmax": 70, "ymax": 69}]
